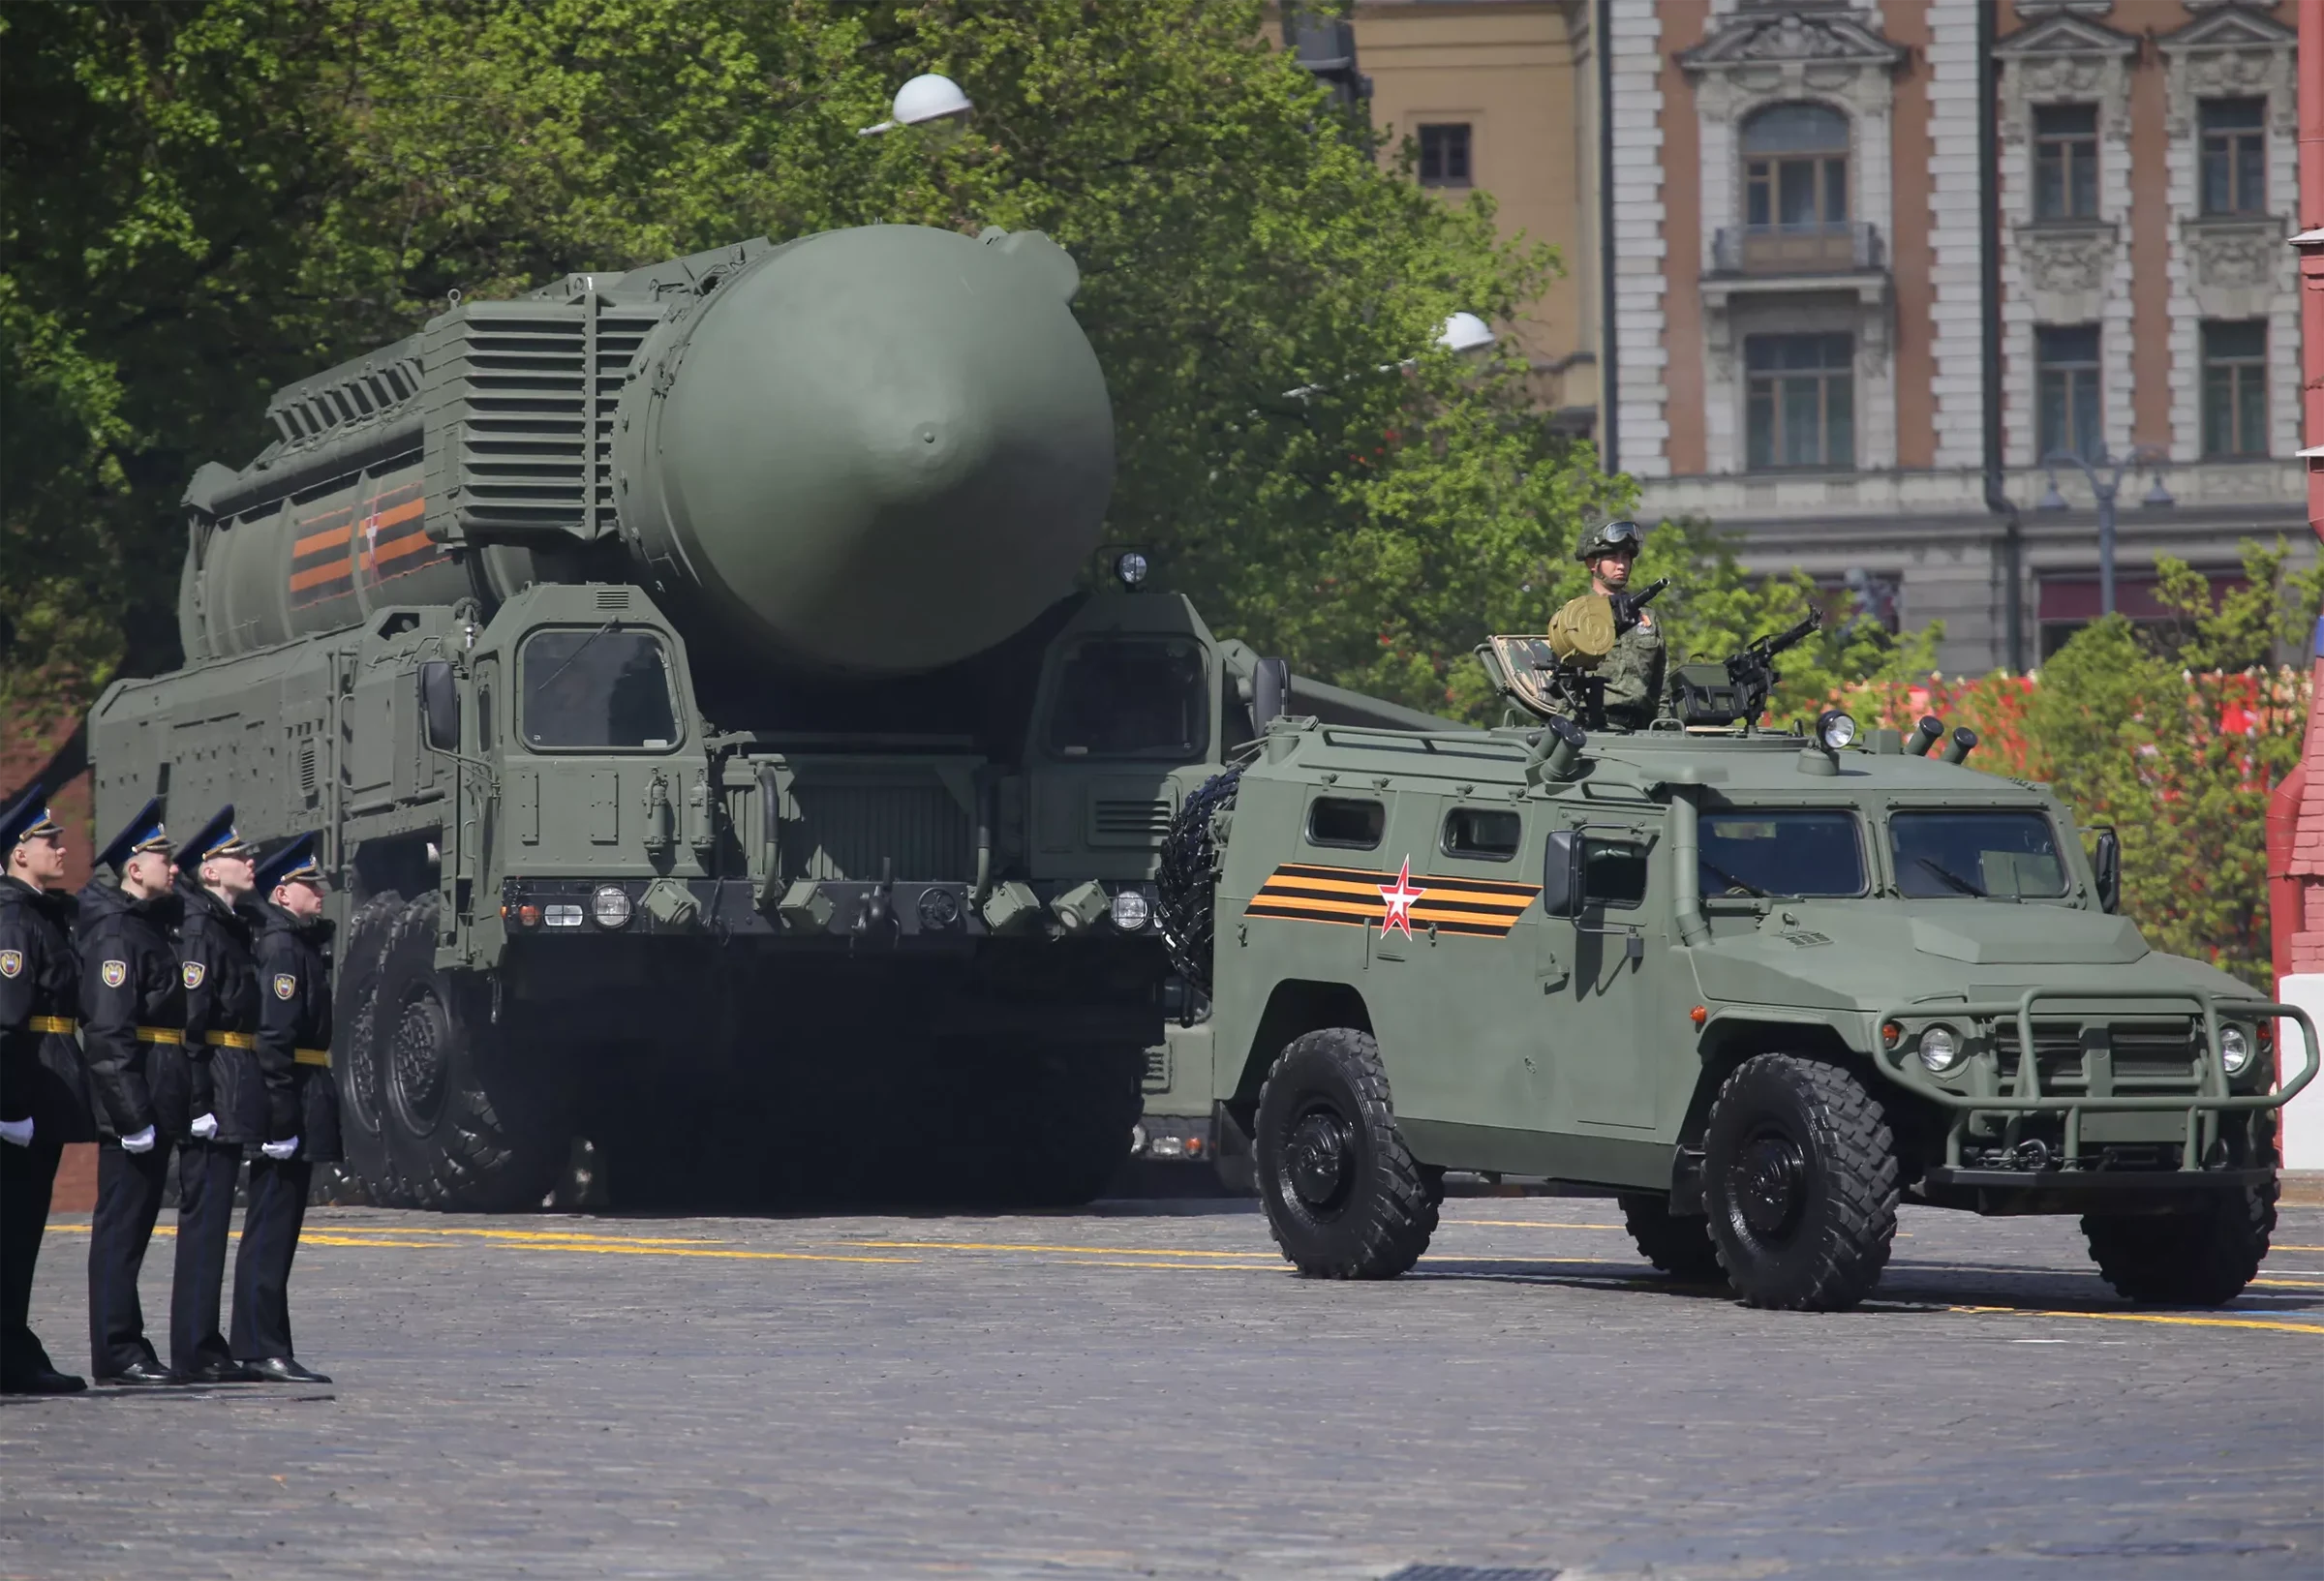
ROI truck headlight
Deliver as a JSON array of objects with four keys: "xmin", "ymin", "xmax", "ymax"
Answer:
[
  {"xmin": 592, "ymin": 885, "xmax": 633, "ymax": 929},
  {"xmin": 1110, "ymin": 890, "xmax": 1151, "ymax": 931},
  {"xmin": 2219, "ymin": 1026, "xmax": 2251, "ymax": 1077},
  {"xmin": 1815, "ymin": 710, "xmax": 1857, "ymax": 751},
  {"xmin": 1917, "ymin": 1024, "xmax": 1964, "ymax": 1075}
]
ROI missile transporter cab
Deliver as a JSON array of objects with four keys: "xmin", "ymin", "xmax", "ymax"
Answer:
[
  {"xmin": 1157, "ymin": 617, "xmax": 2317, "ymax": 1310},
  {"xmin": 87, "ymin": 224, "xmax": 1444, "ymax": 1210}
]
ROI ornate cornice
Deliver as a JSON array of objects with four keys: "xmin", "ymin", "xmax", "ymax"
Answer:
[{"xmin": 1676, "ymin": 9, "xmax": 1906, "ymax": 76}]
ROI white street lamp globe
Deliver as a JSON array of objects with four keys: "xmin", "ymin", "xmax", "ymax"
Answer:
[
  {"xmin": 861, "ymin": 73, "xmax": 973, "ymax": 136},
  {"xmin": 1436, "ymin": 312, "xmax": 1496, "ymax": 354}
]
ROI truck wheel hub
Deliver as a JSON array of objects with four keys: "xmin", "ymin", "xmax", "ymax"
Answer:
[
  {"xmin": 1286, "ymin": 1110, "xmax": 1354, "ymax": 1211},
  {"xmin": 1734, "ymin": 1132, "xmax": 1807, "ymax": 1239},
  {"xmin": 388, "ymin": 987, "xmax": 451, "ymax": 1131}
]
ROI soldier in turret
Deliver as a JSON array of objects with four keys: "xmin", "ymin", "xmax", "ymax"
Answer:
[
  {"xmin": 170, "ymin": 807, "xmax": 262, "ymax": 1383},
  {"xmin": 0, "ymin": 789, "xmax": 96, "ymax": 1395},
  {"xmin": 1573, "ymin": 518, "xmax": 1665, "ymax": 731},
  {"xmin": 231, "ymin": 835, "xmax": 340, "ymax": 1384},
  {"xmin": 79, "ymin": 798, "xmax": 187, "ymax": 1385}
]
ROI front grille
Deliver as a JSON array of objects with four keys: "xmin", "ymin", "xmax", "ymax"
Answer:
[
  {"xmin": 1091, "ymin": 797, "xmax": 1175, "ymax": 845},
  {"xmin": 784, "ymin": 779, "xmax": 971, "ymax": 882},
  {"xmin": 1992, "ymin": 1019, "xmax": 2198, "ymax": 1089}
]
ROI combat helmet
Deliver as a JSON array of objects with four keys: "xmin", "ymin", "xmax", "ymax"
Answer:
[{"xmin": 1574, "ymin": 518, "xmax": 1645, "ymax": 563}]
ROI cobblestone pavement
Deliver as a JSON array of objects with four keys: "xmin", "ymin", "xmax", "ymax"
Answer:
[{"xmin": 3, "ymin": 1196, "xmax": 2319, "ymax": 1580}]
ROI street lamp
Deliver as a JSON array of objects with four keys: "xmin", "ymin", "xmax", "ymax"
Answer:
[
  {"xmin": 858, "ymin": 73, "xmax": 973, "ymax": 137},
  {"xmin": 1281, "ymin": 314, "xmax": 1499, "ymax": 399},
  {"xmin": 2035, "ymin": 443, "xmax": 2170, "ymax": 619}
]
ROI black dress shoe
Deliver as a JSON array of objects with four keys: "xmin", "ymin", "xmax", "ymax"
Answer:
[
  {"xmin": 178, "ymin": 1359, "xmax": 260, "ymax": 1385},
  {"xmin": 1, "ymin": 1367, "xmax": 88, "ymax": 1395},
  {"xmin": 95, "ymin": 1359, "xmax": 177, "ymax": 1386},
  {"xmin": 241, "ymin": 1356, "xmax": 330, "ymax": 1384}
]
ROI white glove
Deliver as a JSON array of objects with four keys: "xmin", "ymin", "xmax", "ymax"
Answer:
[
  {"xmin": 261, "ymin": 1137, "xmax": 299, "ymax": 1161},
  {"xmin": 120, "ymin": 1125, "xmax": 157, "ymax": 1154},
  {"xmin": 190, "ymin": 1112, "xmax": 219, "ymax": 1140},
  {"xmin": 0, "ymin": 1117, "xmax": 32, "ymax": 1148}
]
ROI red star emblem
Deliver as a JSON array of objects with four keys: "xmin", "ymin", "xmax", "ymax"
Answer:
[{"xmin": 1377, "ymin": 857, "xmax": 1426, "ymax": 939}]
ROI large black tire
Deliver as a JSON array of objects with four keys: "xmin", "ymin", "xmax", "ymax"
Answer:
[
  {"xmin": 360, "ymin": 893, "xmax": 560, "ymax": 1212},
  {"xmin": 1156, "ymin": 768, "xmax": 1241, "ymax": 993},
  {"xmin": 2083, "ymin": 1179, "xmax": 2278, "ymax": 1307},
  {"xmin": 1255, "ymin": 1027, "xmax": 1439, "ymax": 1278},
  {"xmin": 332, "ymin": 891, "xmax": 413, "ymax": 1207},
  {"xmin": 999, "ymin": 1046, "xmax": 1146, "ymax": 1207},
  {"xmin": 1700, "ymin": 1054, "xmax": 1900, "ymax": 1311},
  {"xmin": 1619, "ymin": 1193, "xmax": 1728, "ymax": 1285}
]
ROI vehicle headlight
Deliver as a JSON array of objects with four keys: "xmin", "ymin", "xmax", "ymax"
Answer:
[
  {"xmin": 1917, "ymin": 1024, "xmax": 1965, "ymax": 1075},
  {"xmin": 1815, "ymin": 710, "xmax": 1857, "ymax": 752},
  {"xmin": 1110, "ymin": 890, "xmax": 1151, "ymax": 931},
  {"xmin": 592, "ymin": 884, "xmax": 632, "ymax": 929},
  {"xmin": 2219, "ymin": 1025, "xmax": 2252, "ymax": 1077}
]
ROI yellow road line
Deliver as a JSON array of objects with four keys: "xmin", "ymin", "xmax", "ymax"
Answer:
[
  {"xmin": 1054, "ymin": 1259, "xmax": 1282, "ymax": 1271},
  {"xmin": 1949, "ymin": 1304, "xmax": 2324, "ymax": 1336},
  {"xmin": 2271, "ymin": 1244, "xmax": 2324, "ymax": 1253},
  {"xmin": 319, "ymin": 1225, "xmax": 722, "ymax": 1246},
  {"xmin": 2248, "ymin": 1276, "xmax": 2324, "ymax": 1290},
  {"xmin": 1445, "ymin": 1219, "xmax": 1622, "ymax": 1231},
  {"xmin": 835, "ymin": 1238, "xmax": 1282, "ymax": 1260}
]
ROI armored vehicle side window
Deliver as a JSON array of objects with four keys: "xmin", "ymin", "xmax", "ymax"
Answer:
[
  {"xmin": 1442, "ymin": 806, "xmax": 1520, "ymax": 862},
  {"xmin": 1698, "ymin": 809, "xmax": 1865, "ymax": 897},
  {"xmin": 521, "ymin": 627, "xmax": 681, "ymax": 750},
  {"xmin": 1307, "ymin": 797, "xmax": 1386, "ymax": 850},
  {"xmin": 1048, "ymin": 638, "xmax": 1208, "ymax": 760},
  {"xmin": 1890, "ymin": 810, "xmax": 2066, "ymax": 899},
  {"xmin": 1581, "ymin": 837, "xmax": 1648, "ymax": 909}
]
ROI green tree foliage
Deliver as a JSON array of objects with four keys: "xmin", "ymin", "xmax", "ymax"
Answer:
[{"xmin": 2, "ymin": 0, "xmax": 1631, "ymax": 721}]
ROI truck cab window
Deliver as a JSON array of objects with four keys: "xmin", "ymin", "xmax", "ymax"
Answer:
[
  {"xmin": 1890, "ymin": 810, "xmax": 2065, "ymax": 899},
  {"xmin": 1047, "ymin": 638, "xmax": 1208, "ymax": 760},
  {"xmin": 1307, "ymin": 797, "xmax": 1386, "ymax": 850},
  {"xmin": 521, "ymin": 628, "xmax": 680, "ymax": 750},
  {"xmin": 1698, "ymin": 809, "xmax": 1865, "ymax": 897}
]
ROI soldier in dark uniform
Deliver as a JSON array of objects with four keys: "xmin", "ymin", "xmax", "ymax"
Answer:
[
  {"xmin": 231, "ymin": 835, "xmax": 340, "ymax": 1383},
  {"xmin": 170, "ymin": 807, "xmax": 261, "ymax": 1383},
  {"xmin": 79, "ymin": 798, "xmax": 188, "ymax": 1385},
  {"xmin": 0, "ymin": 788, "xmax": 96, "ymax": 1394}
]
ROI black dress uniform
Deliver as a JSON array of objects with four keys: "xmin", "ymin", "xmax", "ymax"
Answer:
[
  {"xmin": 170, "ymin": 806, "xmax": 261, "ymax": 1383},
  {"xmin": 232, "ymin": 835, "xmax": 340, "ymax": 1383},
  {"xmin": 79, "ymin": 798, "xmax": 188, "ymax": 1384},
  {"xmin": 0, "ymin": 789, "xmax": 96, "ymax": 1394}
]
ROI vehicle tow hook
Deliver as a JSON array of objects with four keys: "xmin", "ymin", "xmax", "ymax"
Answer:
[
  {"xmin": 2009, "ymin": 1139, "xmax": 2054, "ymax": 1171},
  {"xmin": 855, "ymin": 859, "xmax": 900, "ymax": 942}
]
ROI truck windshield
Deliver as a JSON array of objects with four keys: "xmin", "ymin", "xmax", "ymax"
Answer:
[
  {"xmin": 522, "ymin": 627, "xmax": 681, "ymax": 749},
  {"xmin": 1889, "ymin": 810, "xmax": 2066, "ymax": 898},
  {"xmin": 1048, "ymin": 638, "xmax": 1208, "ymax": 760},
  {"xmin": 1697, "ymin": 809, "xmax": 1865, "ymax": 897}
]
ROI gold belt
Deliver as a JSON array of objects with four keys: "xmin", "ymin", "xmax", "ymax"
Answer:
[
  {"xmin": 136, "ymin": 1026, "xmax": 183, "ymax": 1045},
  {"xmin": 28, "ymin": 1015, "xmax": 76, "ymax": 1035},
  {"xmin": 203, "ymin": 1030, "xmax": 256, "ymax": 1050},
  {"xmin": 293, "ymin": 1049, "xmax": 330, "ymax": 1068}
]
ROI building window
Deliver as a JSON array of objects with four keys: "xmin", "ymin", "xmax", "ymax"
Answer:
[
  {"xmin": 2199, "ymin": 99, "xmax": 2266, "ymax": 215},
  {"xmin": 1742, "ymin": 103, "xmax": 1850, "ymax": 229},
  {"xmin": 2032, "ymin": 104, "xmax": 2099, "ymax": 220},
  {"xmin": 1418, "ymin": 124, "xmax": 1472, "ymax": 188},
  {"xmin": 1745, "ymin": 333, "xmax": 1854, "ymax": 471},
  {"xmin": 2035, "ymin": 325, "xmax": 2102, "ymax": 462},
  {"xmin": 2201, "ymin": 320, "xmax": 2268, "ymax": 457}
]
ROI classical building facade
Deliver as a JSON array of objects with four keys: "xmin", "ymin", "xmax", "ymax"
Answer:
[{"xmin": 1598, "ymin": 0, "xmax": 2307, "ymax": 672}]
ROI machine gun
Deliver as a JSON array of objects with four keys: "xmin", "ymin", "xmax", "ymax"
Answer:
[
  {"xmin": 1476, "ymin": 579, "xmax": 1669, "ymax": 732},
  {"xmin": 1667, "ymin": 609, "xmax": 1823, "ymax": 729}
]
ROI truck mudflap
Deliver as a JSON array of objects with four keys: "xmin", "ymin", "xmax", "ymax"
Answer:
[{"xmin": 1870, "ymin": 988, "xmax": 2319, "ymax": 1181}]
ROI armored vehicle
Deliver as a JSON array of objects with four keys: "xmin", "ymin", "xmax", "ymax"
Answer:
[
  {"xmin": 84, "ymin": 223, "xmax": 1445, "ymax": 1210},
  {"xmin": 1155, "ymin": 625, "xmax": 2316, "ymax": 1310}
]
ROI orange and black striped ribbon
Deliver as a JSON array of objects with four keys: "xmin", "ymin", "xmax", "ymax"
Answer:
[{"xmin": 1244, "ymin": 862, "xmax": 1540, "ymax": 938}]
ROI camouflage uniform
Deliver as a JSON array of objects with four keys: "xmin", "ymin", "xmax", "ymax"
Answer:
[{"xmin": 1561, "ymin": 519, "xmax": 1666, "ymax": 733}]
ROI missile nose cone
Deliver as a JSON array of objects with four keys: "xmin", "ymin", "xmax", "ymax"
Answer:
[{"xmin": 645, "ymin": 225, "xmax": 1114, "ymax": 676}]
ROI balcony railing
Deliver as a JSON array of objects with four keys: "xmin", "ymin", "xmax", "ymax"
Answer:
[{"xmin": 1712, "ymin": 222, "xmax": 1884, "ymax": 277}]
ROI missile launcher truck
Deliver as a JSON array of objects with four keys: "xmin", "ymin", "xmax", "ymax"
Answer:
[
  {"xmin": 1155, "ymin": 617, "xmax": 2318, "ymax": 1310},
  {"xmin": 85, "ymin": 223, "xmax": 1446, "ymax": 1210}
]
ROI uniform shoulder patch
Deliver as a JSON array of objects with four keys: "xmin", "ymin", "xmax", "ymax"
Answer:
[
  {"xmin": 1636, "ymin": 611, "xmax": 1654, "ymax": 628},
  {"xmin": 182, "ymin": 960, "xmax": 206, "ymax": 990},
  {"xmin": 0, "ymin": 949, "xmax": 20, "ymax": 979},
  {"xmin": 101, "ymin": 959, "xmax": 128, "ymax": 988},
  {"xmin": 273, "ymin": 973, "xmax": 297, "ymax": 1000}
]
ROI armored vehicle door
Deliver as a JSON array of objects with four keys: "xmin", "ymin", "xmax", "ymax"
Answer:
[{"xmin": 1538, "ymin": 806, "xmax": 1670, "ymax": 1134}]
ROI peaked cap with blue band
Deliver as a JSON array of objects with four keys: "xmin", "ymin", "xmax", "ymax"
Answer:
[
  {"xmin": 1, "ymin": 785, "xmax": 62, "ymax": 849},
  {"xmin": 174, "ymin": 805, "xmax": 254, "ymax": 874},
  {"xmin": 93, "ymin": 797, "xmax": 169, "ymax": 873},
  {"xmin": 253, "ymin": 832, "xmax": 323, "ymax": 895}
]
